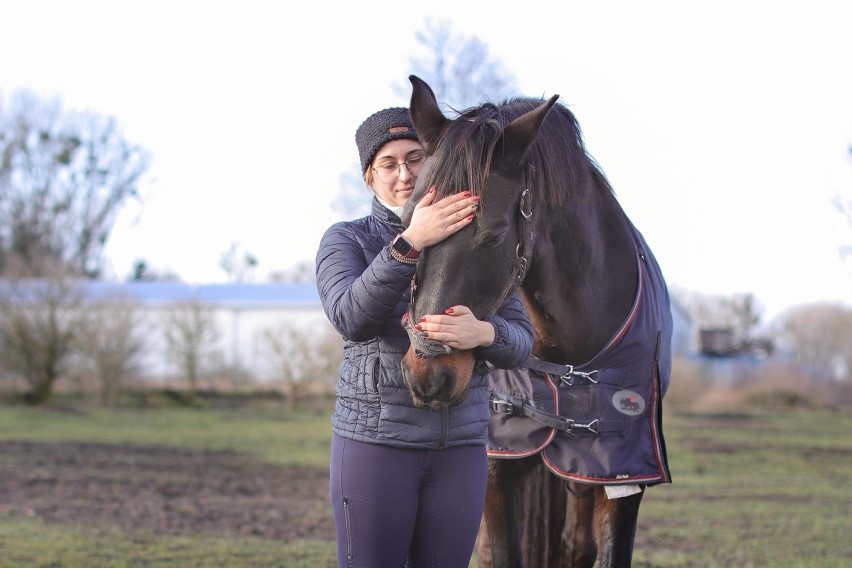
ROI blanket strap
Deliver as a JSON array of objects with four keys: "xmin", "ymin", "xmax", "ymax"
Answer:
[
  {"xmin": 523, "ymin": 356, "xmax": 599, "ymax": 386},
  {"xmin": 489, "ymin": 393, "xmax": 624, "ymax": 435}
]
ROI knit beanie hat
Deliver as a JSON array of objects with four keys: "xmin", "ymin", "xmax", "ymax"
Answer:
[{"xmin": 355, "ymin": 107, "xmax": 419, "ymax": 174}]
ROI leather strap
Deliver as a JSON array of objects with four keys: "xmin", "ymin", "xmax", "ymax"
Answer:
[
  {"xmin": 523, "ymin": 357, "xmax": 599, "ymax": 384},
  {"xmin": 490, "ymin": 393, "xmax": 624, "ymax": 435}
]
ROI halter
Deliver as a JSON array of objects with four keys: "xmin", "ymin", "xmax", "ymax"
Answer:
[
  {"xmin": 402, "ymin": 302, "xmax": 453, "ymax": 357},
  {"xmin": 405, "ymin": 188, "xmax": 535, "ymax": 359},
  {"xmin": 480, "ymin": 187, "xmax": 535, "ymax": 318},
  {"xmin": 507, "ymin": 188, "xmax": 534, "ymax": 297}
]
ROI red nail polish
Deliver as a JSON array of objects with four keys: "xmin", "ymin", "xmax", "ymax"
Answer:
[
  {"xmin": 472, "ymin": 195, "xmax": 480, "ymax": 202},
  {"xmin": 420, "ymin": 316, "xmax": 426, "ymax": 321},
  {"xmin": 415, "ymin": 323, "xmax": 423, "ymax": 330},
  {"xmin": 429, "ymin": 187, "xmax": 436, "ymax": 193},
  {"xmin": 445, "ymin": 308, "xmax": 454, "ymax": 315},
  {"xmin": 466, "ymin": 214, "xmax": 474, "ymax": 221},
  {"xmin": 463, "ymin": 190, "xmax": 471, "ymax": 197}
]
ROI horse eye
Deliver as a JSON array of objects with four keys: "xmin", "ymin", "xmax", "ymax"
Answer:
[{"xmin": 479, "ymin": 232, "xmax": 504, "ymax": 248}]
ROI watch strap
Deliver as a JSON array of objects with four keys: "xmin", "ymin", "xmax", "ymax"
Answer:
[
  {"xmin": 391, "ymin": 234, "xmax": 421, "ymax": 260},
  {"xmin": 390, "ymin": 246, "xmax": 418, "ymax": 265}
]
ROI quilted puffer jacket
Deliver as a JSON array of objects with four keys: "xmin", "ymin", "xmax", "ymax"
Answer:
[{"xmin": 316, "ymin": 198, "xmax": 533, "ymax": 450}]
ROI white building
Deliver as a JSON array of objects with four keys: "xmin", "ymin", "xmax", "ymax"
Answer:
[
  {"xmin": 2, "ymin": 279, "xmax": 695, "ymax": 385},
  {"xmin": 85, "ymin": 281, "xmax": 331, "ymax": 381}
]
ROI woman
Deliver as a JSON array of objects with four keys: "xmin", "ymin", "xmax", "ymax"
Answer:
[{"xmin": 316, "ymin": 106, "xmax": 533, "ymax": 567}]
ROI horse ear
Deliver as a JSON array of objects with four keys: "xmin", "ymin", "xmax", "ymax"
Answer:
[
  {"xmin": 409, "ymin": 75, "xmax": 449, "ymax": 153},
  {"xmin": 499, "ymin": 94, "xmax": 560, "ymax": 168}
]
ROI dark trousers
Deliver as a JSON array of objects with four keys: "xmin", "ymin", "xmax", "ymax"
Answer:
[{"xmin": 330, "ymin": 433, "xmax": 488, "ymax": 568}]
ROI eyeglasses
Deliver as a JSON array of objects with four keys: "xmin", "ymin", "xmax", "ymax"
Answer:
[{"xmin": 372, "ymin": 153, "xmax": 426, "ymax": 183}]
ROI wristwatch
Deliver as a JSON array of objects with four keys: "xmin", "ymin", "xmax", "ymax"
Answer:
[{"xmin": 390, "ymin": 233, "xmax": 421, "ymax": 264}]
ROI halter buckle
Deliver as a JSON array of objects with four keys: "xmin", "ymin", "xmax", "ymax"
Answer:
[{"xmin": 520, "ymin": 189, "xmax": 532, "ymax": 219}]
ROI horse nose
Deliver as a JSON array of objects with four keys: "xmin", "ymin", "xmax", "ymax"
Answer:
[
  {"xmin": 402, "ymin": 357, "xmax": 457, "ymax": 408},
  {"xmin": 426, "ymin": 367, "xmax": 456, "ymax": 400},
  {"xmin": 412, "ymin": 366, "xmax": 455, "ymax": 401}
]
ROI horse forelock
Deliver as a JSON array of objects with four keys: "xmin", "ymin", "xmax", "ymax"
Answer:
[
  {"xmin": 422, "ymin": 98, "xmax": 613, "ymax": 209},
  {"xmin": 422, "ymin": 104, "xmax": 501, "ymax": 200}
]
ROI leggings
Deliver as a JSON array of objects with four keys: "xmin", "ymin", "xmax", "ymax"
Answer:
[{"xmin": 330, "ymin": 434, "xmax": 488, "ymax": 568}]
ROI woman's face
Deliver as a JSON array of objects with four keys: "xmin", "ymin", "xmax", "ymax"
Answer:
[{"xmin": 369, "ymin": 139, "xmax": 426, "ymax": 208}]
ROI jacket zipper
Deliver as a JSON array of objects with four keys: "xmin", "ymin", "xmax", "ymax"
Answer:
[{"xmin": 438, "ymin": 407, "xmax": 448, "ymax": 449}]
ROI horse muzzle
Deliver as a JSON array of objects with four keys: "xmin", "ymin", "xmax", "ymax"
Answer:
[
  {"xmin": 400, "ymin": 311, "xmax": 476, "ymax": 408},
  {"xmin": 401, "ymin": 348, "xmax": 476, "ymax": 409}
]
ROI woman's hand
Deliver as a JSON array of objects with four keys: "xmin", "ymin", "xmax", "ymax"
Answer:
[
  {"xmin": 401, "ymin": 188, "xmax": 479, "ymax": 250},
  {"xmin": 414, "ymin": 305, "xmax": 495, "ymax": 350}
]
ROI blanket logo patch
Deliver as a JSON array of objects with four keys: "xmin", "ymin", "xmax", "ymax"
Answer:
[{"xmin": 612, "ymin": 390, "xmax": 645, "ymax": 416}]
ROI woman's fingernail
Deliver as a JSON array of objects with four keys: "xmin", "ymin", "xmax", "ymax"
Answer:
[
  {"xmin": 420, "ymin": 316, "xmax": 426, "ymax": 322},
  {"xmin": 429, "ymin": 187, "xmax": 436, "ymax": 193},
  {"xmin": 415, "ymin": 324, "xmax": 423, "ymax": 330},
  {"xmin": 462, "ymin": 190, "xmax": 471, "ymax": 197},
  {"xmin": 466, "ymin": 214, "xmax": 474, "ymax": 221},
  {"xmin": 422, "ymin": 332, "xmax": 429, "ymax": 338},
  {"xmin": 472, "ymin": 195, "xmax": 480, "ymax": 202},
  {"xmin": 445, "ymin": 307, "xmax": 454, "ymax": 315}
]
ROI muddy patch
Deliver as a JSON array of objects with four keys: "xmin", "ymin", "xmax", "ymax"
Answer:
[{"xmin": 0, "ymin": 440, "xmax": 334, "ymax": 541}]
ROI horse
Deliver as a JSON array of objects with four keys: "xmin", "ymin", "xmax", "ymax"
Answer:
[{"xmin": 399, "ymin": 75, "xmax": 672, "ymax": 567}]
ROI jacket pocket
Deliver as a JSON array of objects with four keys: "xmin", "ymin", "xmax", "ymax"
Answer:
[
  {"xmin": 343, "ymin": 496, "xmax": 353, "ymax": 562},
  {"xmin": 371, "ymin": 357, "xmax": 380, "ymax": 396}
]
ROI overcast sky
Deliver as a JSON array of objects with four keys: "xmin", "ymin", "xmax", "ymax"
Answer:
[{"xmin": 2, "ymin": 0, "xmax": 851, "ymax": 323}]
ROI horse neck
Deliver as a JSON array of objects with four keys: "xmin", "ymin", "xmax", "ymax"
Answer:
[{"xmin": 520, "ymin": 195, "xmax": 638, "ymax": 365}]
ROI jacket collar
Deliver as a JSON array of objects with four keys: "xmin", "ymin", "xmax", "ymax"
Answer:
[{"xmin": 371, "ymin": 196, "xmax": 405, "ymax": 229}]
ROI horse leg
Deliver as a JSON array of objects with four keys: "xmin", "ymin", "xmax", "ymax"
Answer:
[
  {"xmin": 592, "ymin": 486, "xmax": 644, "ymax": 568},
  {"xmin": 476, "ymin": 514, "xmax": 493, "ymax": 568},
  {"xmin": 560, "ymin": 481, "xmax": 598, "ymax": 568},
  {"xmin": 518, "ymin": 463, "xmax": 567, "ymax": 568},
  {"xmin": 479, "ymin": 458, "xmax": 530, "ymax": 568}
]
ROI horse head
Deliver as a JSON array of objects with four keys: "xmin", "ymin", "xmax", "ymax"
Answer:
[{"xmin": 398, "ymin": 75, "xmax": 558, "ymax": 409}]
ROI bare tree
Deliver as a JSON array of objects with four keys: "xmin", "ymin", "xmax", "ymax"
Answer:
[
  {"xmin": 162, "ymin": 299, "xmax": 221, "ymax": 397},
  {"xmin": 833, "ymin": 194, "xmax": 852, "ymax": 260},
  {"xmin": 330, "ymin": 165, "xmax": 372, "ymax": 220},
  {"xmin": 263, "ymin": 321, "xmax": 341, "ymax": 408},
  {"xmin": 332, "ymin": 20, "xmax": 519, "ymax": 222},
  {"xmin": 0, "ymin": 275, "xmax": 85, "ymax": 404},
  {"xmin": 0, "ymin": 89, "xmax": 150, "ymax": 278},
  {"xmin": 128, "ymin": 258, "xmax": 180, "ymax": 282},
  {"xmin": 219, "ymin": 241, "xmax": 258, "ymax": 283},
  {"xmin": 394, "ymin": 18, "xmax": 519, "ymax": 111},
  {"xmin": 268, "ymin": 260, "xmax": 316, "ymax": 283},
  {"xmin": 720, "ymin": 293, "xmax": 762, "ymax": 341},
  {"xmin": 672, "ymin": 287, "xmax": 764, "ymax": 343},
  {"xmin": 79, "ymin": 298, "xmax": 147, "ymax": 407},
  {"xmin": 780, "ymin": 302, "xmax": 852, "ymax": 382}
]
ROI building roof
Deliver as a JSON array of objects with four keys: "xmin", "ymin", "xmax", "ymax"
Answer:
[{"xmin": 0, "ymin": 280, "xmax": 322, "ymax": 308}]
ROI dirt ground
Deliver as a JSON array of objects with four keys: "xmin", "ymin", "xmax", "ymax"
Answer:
[{"xmin": 0, "ymin": 440, "xmax": 334, "ymax": 541}]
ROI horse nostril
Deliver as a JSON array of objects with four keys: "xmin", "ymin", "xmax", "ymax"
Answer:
[
  {"xmin": 435, "ymin": 368, "xmax": 456, "ymax": 399},
  {"xmin": 407, "ymin": 367, "xmax": 454, "ymax": 400},
  {"xmin": 401, "ymin": 353, "xmax": 466, "ymax": 408}
]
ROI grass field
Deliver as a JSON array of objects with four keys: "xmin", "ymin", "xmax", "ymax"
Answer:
[{"xmin": 0, "ymin": 394, "xmax": 850, "ymax": 567}]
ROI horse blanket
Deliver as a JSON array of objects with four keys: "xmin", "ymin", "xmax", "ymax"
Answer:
[{"xmin": 487, "ymin": 225, "xmax": 672, "ymax": 485}]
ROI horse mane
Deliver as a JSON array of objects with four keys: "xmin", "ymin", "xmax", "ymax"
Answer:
[{"xmin": 422, "ymin": 98, "xmax": 615, "ymax": 207}]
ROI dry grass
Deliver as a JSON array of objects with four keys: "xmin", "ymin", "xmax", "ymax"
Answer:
[{"xmin": 666, "ymin": 357, "xmax": 851, "ymax": 415}]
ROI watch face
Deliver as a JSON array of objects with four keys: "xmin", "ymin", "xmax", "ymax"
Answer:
[{"xmin": 393, "ymin": 235, "xmax": 414, "ymax": 256}]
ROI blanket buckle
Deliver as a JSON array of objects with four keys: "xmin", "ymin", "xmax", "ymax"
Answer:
[
  {"xmin": 570, "ymin": 419, "xmax": 599, "ymax": 434},
  {"xmin": 559, "ymin": 367, "xmax": 599, "ymax": 386},
  {"xmin": 490, "ymin": 398, "xmax": 514, "ymax": 415}
]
